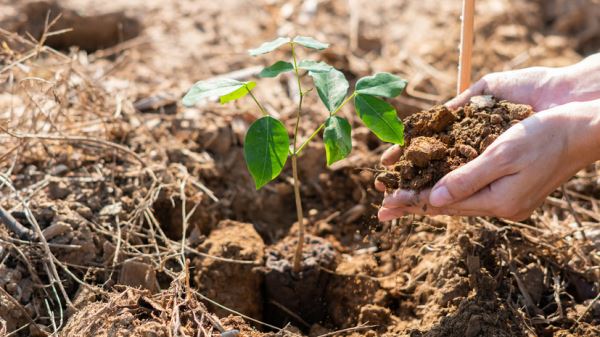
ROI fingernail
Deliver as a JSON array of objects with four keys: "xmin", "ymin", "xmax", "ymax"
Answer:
[{"xmin": 430, "ymin": 185, "xmax": 453, "ymax": 207}]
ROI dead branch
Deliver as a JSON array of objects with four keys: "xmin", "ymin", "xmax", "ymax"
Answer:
[{"xmin": 0, "ymin": 205, "xmax": 34, "ymax": 240}]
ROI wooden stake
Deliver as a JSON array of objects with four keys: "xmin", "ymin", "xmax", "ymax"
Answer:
[{"xmin": 458, "ymin": 0, "xmax": 475, "ymax": 95}]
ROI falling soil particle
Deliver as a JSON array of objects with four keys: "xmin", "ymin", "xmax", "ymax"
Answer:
[{"xmin": 377, "ymin": 96, "xmax": 533, "ymax": 190}]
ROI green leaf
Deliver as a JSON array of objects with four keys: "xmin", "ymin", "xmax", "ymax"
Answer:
[
  {"xmin": 354, "ymin": 94, "xmax": 404, "ymax": 145},
  {"xmin": 259, "ymin": 61, "xmax": 294, "ymax": 78},
  {"xmin": 355, "ymin": 72, "xmax": 407, "ymax": 98},
  {"xmin": 292, "ymin": 36, "xmax": 329, "ymax": 50},
  {"xmin": 309, "ymin": 68, "xmax": 349, "ymax": 112},
  {"xmin": 183, "ymin": 79, "xmax": 254, "ymax": 107},
  {"xmin": 244, "ymin": 116, "xmax": 290, "ymax": 189},
  {"xmin": 249, "ymin": 37, "xmax": 291, "ymax": 56},
  {"xmin": 220, "ymin": 81, "xmax": 256, "ymax": 104},
  {"xmin": 297, "ymin": 60, "xmax": 332, "ymax": 73},
  {"xmin": 323, "ymin": 116, "xmax": 352, "ymax": 166}
]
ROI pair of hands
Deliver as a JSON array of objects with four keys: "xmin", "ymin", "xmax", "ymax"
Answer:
[{"xmin": 377, "ymin": 61, "xmax": 600, "ymax": 222}]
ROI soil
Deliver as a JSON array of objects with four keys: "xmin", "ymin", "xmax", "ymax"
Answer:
[
  {"xmin": 377, "ymin": 96, "xmax": 533, "ymax": 191},
  {"xmin": 194, "ymin": 220, "xmax": 265, "ymax": 320},
  {"xmin": 263, "ymin": 234, "xmax": 338, "ymax": 327},
  {"xmin": 0, "ymin": 0, "xmax": 599, "ymax": 337}
]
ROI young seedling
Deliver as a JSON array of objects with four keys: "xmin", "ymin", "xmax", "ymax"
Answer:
[{"xmin": 183, "ymin": 36, "xmax": 406, "ymax": 274}]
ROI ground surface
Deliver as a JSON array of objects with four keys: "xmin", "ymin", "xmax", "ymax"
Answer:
[{"xmin": 0, "ymin": 0, "xmax": 599, "ymax": 336}]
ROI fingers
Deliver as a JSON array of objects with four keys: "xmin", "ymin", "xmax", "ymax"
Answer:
[
  {"xmin": 379, "ymin": 188, "xmax": 488, "ymax": 219},
  {"xmin": 430, "ymin": 183, "xmax": 498, "ymax": 214},
  {"xmin": 381, "ymin": 145, "xmax": 403, "ymax": 166},
  {"xmin": 444, "ymin": 77, "xmax": 488, "ymax": 109},
  {"xmin": 378, "ymin": 202, "xmax": 493, "ymax": 221},
  {"xmin": 376, "ymin": 145, "xmax": 403, "ymax": 192},
  {"xmin": 374, "ymin": 179, "xmax": 387, "ymax": 192},
  {"xmin": 431, "ymin": 173, "xmax": 537, "ymax": 221},
  {"xmin": 381, "ymin": 187, "xmax": 496, "ymax": 213},
  {"xmin": 378, "ymin": 206, "xmax": 417, "ymax": 221},
  {"xmin": 378, "ymin": 184, "xmax": 500, "ymax": 221},
  {"xmin": 428, "ymin": 145, "xmax": 515, "ymax": 207},
  {"xmin": 378, "ymin": 143, "xmax": 518, "ymax": 221},
  {"xmin": 382, "ymin": 188, "xmax": 426, "ymax": 208},
  {"xmin": 379, "ymin": 189, "xmax": 428, "ymax": 221}
]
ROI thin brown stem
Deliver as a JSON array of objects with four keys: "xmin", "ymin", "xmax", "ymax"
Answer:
[
  {"xmin": 291, "ymin": 43, "xmax": 303, "ymax": 151},
  {"xmin": 291, "ymin": 155, "xmax": 304, "ymax": 274},
  {"xmin": 295, "ymin": 91, "xmax": 356, "ymax": 155},
  {"xmin": 247, "ymin": 87, "xmax": 268, "ymax": 116},
  {"xmin": 290, "ymin": 43, "xmax": 305, "ymax": 274}
]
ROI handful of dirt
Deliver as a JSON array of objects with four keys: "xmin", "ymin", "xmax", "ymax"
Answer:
[{"xmin": 377, "ymin": 96, "xmax": 533, "ymax": 191}]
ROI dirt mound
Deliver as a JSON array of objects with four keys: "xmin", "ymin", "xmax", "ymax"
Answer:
[
  {"xmin": 344, "ymin": 222, "xmax": 599, "ymax": 337},
  {"xmin": 377, "ymin": 96, "xmax": 532, "ymax": 190},
  {"xmin": 405, "ymin": 230, "xmax": 529, "ymax": 337},
  {"xmin": 325, "ymin": 254, "xmax": 388, "ymax": 328},
  {"xmin": 413, "ymin": 226, "xmax": 599, "ymax": 337},
  {"xmin": 193, "ymin": 220, "xmax": 265, "ymax": 320}
]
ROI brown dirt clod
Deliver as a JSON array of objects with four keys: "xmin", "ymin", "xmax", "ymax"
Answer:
[
  {"xmin": 378, "ymin": 96, "xmax": 533, "ymax": 191},
  {"xmin": 193, "ymin": 220, "xmax": 265, "ymax": 320}
]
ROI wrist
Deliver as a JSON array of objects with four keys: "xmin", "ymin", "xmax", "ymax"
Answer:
[{"xmin": 549, "ymin": 55, "xmax": 600, "ymax": 104}]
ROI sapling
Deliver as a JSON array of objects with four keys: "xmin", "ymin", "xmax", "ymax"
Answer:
[{"xmin": 183, "ymin": 36, "xmax": 406, "ymax": 274}]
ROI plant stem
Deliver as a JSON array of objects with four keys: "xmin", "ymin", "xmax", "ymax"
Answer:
[
  {"xmin": 295, "ymin": 91, "xmax": 356, "ymax": 155},
  {"xmin": 247, "ymin": 87, "xmax": 268, "ymax": 116},
  {"xmin": 290, "ymin": 43, "xmax": 305, "ymax": 274},
  {"xmin": 291, "ymin": 155, "xmax": 304, "ymax": 274},
  {"xmin": 291, "ymin": 43, "xmax": 303, "ymax": 151}
]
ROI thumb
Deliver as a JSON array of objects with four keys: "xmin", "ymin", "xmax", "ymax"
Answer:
[
  {"xmin": 445, "ymin": 78, "xmax": 488, "ymax": 110},
  {"xmin": 429, "ymin": 149, "xmax": 509, "ymax": 207}
]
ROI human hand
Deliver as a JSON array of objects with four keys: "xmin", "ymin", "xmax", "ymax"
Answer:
[
  {"xmin": 376, "ymin": 66, "xmax": 564, "ymax": 181},
  {"xmin": 379, "ymin": 56, "xmax": 600, "ymax": 174},
  {"xmin": 447, "ymin": 53, "xmax": 600, "ymax": 110},
  {"xmin": 446, "ymin": 67, "xmax": 567, "ymax": 111},
  {"xmin": 377, "ymin": 100, "xmax": 600, "ymax": 221}
]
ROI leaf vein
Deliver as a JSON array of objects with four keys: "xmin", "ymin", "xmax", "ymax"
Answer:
[{"xmin": 359, "ymin": 96, "xmax": 398, "ymax": 136}]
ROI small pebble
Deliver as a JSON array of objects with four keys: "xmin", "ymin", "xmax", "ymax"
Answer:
[{"xmin": 469, "ymin": 95, "xmax": 495, "ymax": 109}]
